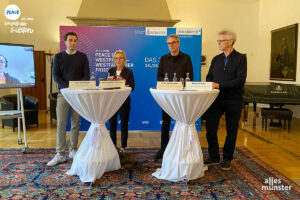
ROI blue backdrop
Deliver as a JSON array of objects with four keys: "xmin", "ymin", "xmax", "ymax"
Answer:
[{"xmin": 60, "ymin": 26, "xmax": 202, "ymax": 131}]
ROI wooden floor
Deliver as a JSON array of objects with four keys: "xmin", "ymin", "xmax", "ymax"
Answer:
[{"xmin": 0, "ymin": 107, "xmax": 299, "ymax": 186}]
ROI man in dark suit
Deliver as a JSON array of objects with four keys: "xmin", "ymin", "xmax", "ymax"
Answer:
[
  {"xmin": 205, "ymin": 30, "xmax": 247, "ymax": 170},
  {"xmin": 155, "ymin": 34, "xmax": 194, "ymax": 159}
]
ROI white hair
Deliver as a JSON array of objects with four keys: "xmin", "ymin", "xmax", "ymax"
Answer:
[{"xmin": 219, "ymin": 30, "xmax": 236, "ymax": 45}]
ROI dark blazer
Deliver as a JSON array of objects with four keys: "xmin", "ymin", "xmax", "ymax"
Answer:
[
  {"xmin": 206, "ymin": 49, "xmax": 247, "ymax": 101},
  {"xmin": 107, "ymin": 66, "xmax": 135, "ymax": 103}
]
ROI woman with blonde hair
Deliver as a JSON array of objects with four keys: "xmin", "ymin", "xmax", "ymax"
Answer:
[{"xmin": 107, "ymin": 50, "xmax": 135, "ymax": 152}]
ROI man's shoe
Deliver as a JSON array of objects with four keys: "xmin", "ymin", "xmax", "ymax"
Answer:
[
  {"xmin": 221, "ymin": 160, "xmax": 231, "ymax": 170},
  {"xmin": 204, "ymin": 158, "xmax": 220, "ymax": 166},
  {"xmin": 154, "ymin": 149, "xmax": 164, "ymax": 159},
  {"xmin": 69, "ymin": 150, "xmax": 77, "ymax": 159},
  {"xmin": 47, "ymin": 153, "xmax": 67, "ymax": 167}
]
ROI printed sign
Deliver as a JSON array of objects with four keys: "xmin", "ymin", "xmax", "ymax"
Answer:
[
  {"xmin": 185, "ymin": 82, "xmax": 212, "ymax": 91},
  {"xmin": 69, "ymin": 81, "xmax": 96, "ymax": 89}
]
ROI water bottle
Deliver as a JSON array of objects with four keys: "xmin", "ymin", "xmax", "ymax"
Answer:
[
  {"xmin": 164, "ymin": 73, "xmax": 169, "ymax": 82},
  {"xmin": 90, "ymin": 72, "xmax": 95, "ymax": 81},
  {"xmin": 173, "ymin": 73, "xmax": 177, "ymax": 82},
  {"xmin": 180, "ymin": 77, "xmax": 184, "ymax": 86},
  {"xmin": 185, "ymin": 72, "xmax": 191, "ymax": 82},
  {"xmin": 107, "ymin": 72, "xmax": 111, "ymax": 80}
]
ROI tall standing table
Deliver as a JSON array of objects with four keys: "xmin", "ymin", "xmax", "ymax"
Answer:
[
  {"xmin": 60, "ymin": 87, "xmax": 131, "ymax": 182},
  {"xmin": 150, "ymin": 88, "xmax": 219, "ymax": 182}
]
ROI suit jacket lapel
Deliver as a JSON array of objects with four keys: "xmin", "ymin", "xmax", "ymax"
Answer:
[
  {"xmin": 111, "ymin": 67, "xmax": 117, "ymax": 76},
  {"xmin": 120, "ymin": 67, "xmax": 127, "ymax": 78}
]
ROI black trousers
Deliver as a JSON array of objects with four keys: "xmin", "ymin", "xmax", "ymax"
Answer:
[
  {"xmin": 161, "ymin": 109, "xmax": 171, "ymax": 150},
  {"xmin": 109, "ymin": 101, "xmax": 131, "ymax": 148},
  {"xmin": 205, "ymin": 98, "xmax": 242, "ymax": 161}
]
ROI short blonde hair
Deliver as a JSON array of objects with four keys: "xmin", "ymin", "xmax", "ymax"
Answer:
[
  {"xmin": 218, "ymin": 30, "xmax": 236, "ymax": 45},
  {"xmin": 113, "ymin": 50, "xmax": 127, "ymax": 62}
]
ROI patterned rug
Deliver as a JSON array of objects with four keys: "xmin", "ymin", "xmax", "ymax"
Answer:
[{"xmin": 0, "ymin": 148, "xmax": 299, "ymax": 199}]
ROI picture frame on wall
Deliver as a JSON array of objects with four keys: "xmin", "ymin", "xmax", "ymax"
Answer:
[{"xmin": 270, "ymin": 23, "xmax": 298, "ymax": 81}]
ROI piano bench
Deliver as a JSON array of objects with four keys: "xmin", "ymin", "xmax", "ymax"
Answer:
[{"xmin": 261, "ymin": 108, "xmax": 293, "ymax": 133}]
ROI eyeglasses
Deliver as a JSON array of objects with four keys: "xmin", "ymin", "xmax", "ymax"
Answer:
[
  {"xmin": 217, "ymin": 40, "xmax": 230, "ymax": 43},
  {"xmin": 167, "ymin": 41, "xmax": 178, "ymax": 46}
]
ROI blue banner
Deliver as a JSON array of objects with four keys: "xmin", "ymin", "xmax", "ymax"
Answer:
[{"xmin": 60, "ymin": 26, "xmax": 202, "ymax": 131}]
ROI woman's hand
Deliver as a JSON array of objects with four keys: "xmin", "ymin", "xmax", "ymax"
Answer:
[{"xmin": 115, "ymin": 75, "xmax": 126, "ymax": 81}]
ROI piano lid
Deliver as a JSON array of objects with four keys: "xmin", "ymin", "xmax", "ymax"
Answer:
[{"xmin": 243, "ymin": 82, "xmax": 300, "ymax": 104}]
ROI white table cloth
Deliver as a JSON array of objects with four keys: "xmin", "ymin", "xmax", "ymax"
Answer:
[
  {"xmin": 60, "ymin": 88, "xmax": 131, "ymax": 182},
  {"xmin": 150, "ymin": 88, "xmax": 219, "ymax": 182}
]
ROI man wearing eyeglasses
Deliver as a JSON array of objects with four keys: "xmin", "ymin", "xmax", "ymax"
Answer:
[
  {"xmin": 204, "ymin": 30, "xmax": 247, "ymax": 170},
  {"xmin": 155, "ymin": 34, "xmax": 194, "ymax": 159}
]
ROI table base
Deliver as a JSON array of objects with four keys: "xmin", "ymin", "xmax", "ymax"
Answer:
[
  {"xmin": 66, "ymin": 124, "xmax": 121, "ymax": 182},
  {"xmin": 152, "ymin": 122, "xmax": 207, "ymax": 182}
]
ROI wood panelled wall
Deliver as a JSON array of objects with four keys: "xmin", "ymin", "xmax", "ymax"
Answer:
[{"xmin": 23, "ymin": 51, "xmax": 47, "ymax": 110}]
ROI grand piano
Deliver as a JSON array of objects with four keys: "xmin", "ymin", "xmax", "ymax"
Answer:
[{"xmin": 243, "ymin": 82, "xmax": 300, "ymax": 121}]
